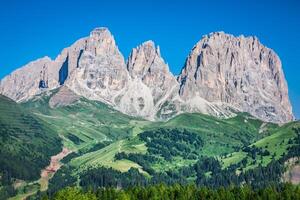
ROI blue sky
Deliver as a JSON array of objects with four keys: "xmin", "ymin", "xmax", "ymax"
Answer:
[{"xmin": 0, "ymin": 0, "xmax": 299, "ymax": 118}]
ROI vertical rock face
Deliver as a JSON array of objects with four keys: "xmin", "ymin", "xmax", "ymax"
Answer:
[{"xmin": 178, "ymin": 32, "xmax": 293, "ymax": 123}]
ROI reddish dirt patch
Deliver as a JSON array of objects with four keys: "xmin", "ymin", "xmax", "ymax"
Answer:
[
  {"xmin": 41, "ymin": 147, "xmax": 71, "ymax": 178},
  {"xmin": 40, "ymin": 147, "xmax": 71, "ymax": 191},
  {"xmin": 290, "ymin": 165, "xmax": 300, "ymax": 184}
]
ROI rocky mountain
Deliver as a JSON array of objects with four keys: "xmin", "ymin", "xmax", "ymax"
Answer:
[
  {"xmin": 65, "ymin": 28, "xmax": 129, "ymax": 105},
  {"xmin": 125, "ymin": 40, "xmax": 179, "ymax": 119},
  {"xmin": 178, "ymin": 32, "xmax": 293, "ymax": 123},
  {"xmin": 0, "ymin": 28, "xmax": 294, "ymax": 123},
  {"xmin": 0, "ymin": 33, "xmax": 87, "ymax": 102}
]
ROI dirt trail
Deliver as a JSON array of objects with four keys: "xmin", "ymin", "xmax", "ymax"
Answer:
[{"xmin": 39, "ymin": 147, "xmax": 72, "ymax": 191}]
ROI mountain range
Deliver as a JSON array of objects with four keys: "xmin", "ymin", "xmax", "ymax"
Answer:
[
  {"xmin": 0, "ymin": 27, "xmax": 299, "ymax": 199},
  {"xmin": 0, "ymin": 27, "xmax": 294, "ymax": 123}
]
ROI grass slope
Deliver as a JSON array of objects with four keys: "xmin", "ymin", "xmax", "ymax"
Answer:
[
  {"xmin": 162, "ymin": 112, "xmax": 265, "ymax": 157},
  {"xmin": 18, "ymin": 92, "xmax": 300, "ymax": 178},
  {"xmin": 23, "ymin": 93, "xmax": 139, "ymax": 150},
  {"xmin": 22, "ymin": 91, "xmax": 151, "ymax": 175},
  {"xmin": 0, "ymin": 95, "xmax": 62, "ymax": 181},
  {"xmin": 3, "ymin": 89, "xmax": 300, "ymax": 198},
  {"xmin": 222, "ymin": 121, "xmax": 300, "ymax": 170}
]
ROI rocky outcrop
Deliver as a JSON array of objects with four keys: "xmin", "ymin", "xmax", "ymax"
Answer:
[
  {"xmin": 0, "ymin": 28, "xmax": 294, "ymax": 123},
  {"xmin": 125, "ymin": 41, "xmax": 179, "ymax": 118},
  {"xmin": 128, "ymin": 41, "xmax": 178, "ymax": 104},
  {"xmin": 178, "ymin": 32, "xmax": 293, "ymax": 123}
]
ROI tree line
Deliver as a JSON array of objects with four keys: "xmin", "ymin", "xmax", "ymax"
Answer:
[{"xmin": 39, "ymin": 183, "xmax": 300, "ymax": 200}]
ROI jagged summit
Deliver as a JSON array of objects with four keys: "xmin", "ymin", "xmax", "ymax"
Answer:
[
  {"xmin": 136, "ymin": 40, "xmax": 161, "ymax": 56},
  {"xmin": 203, "ymin": 31, "xmax": 258, "ymax": 39},
  {"xmin": 127, "ymin": 40, "xmax": 166, "ymax": 78},
  {"xmin": 124, "ymin": 39, "xmax": 179, "ymax": 119},
  {"xmin": 0, "ymin": 28, "xmax": 294, "ymax": 123},
  {"xmin": 89, "ymin": 27, "xmax": 115, "ymax": 43},
  {"xmin": 141, "ymin": 40, "xmax": 155, "ymax": 46},
  {"xmin": 89, "ymin": 27, "xmax": 115, "ymax": 45},
  {"xmin": 90, "ymin": 27, "xmax": 110, "ymax": 35}
]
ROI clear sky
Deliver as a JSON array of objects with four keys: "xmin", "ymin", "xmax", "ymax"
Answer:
[{"xmin": 0, "ymin": 0, "xmax": 299, "ymax": 119}]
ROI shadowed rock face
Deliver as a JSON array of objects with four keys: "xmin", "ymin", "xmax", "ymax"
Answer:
[
  {"xmin": 0, "ymin": 29, "xmax": 294, "ymax": 123},
  {"xmin": 59, "ymin": 56, "xmax": 69, "ymax": 85}
]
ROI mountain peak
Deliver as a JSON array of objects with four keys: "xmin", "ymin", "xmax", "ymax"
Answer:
[
  {"xmin": 178, "ymin": 32, "xmax": 293, "ymax": 123},
  {"xmin": 138, "ymin": 40, "xmax": 160, "ymax": 56},
  {"xmin": 127, "ymin": 40, "xmax": 166, "ymax": 78},
  {"xmin": 142, "ymin": 40, "xmax": 155, "ymax": 46},
  {"xmin": 142, "ymin": 40, "xmax": 161, "ymax": 57},
  {"xmin": 90, "ymin": 27, "xmax": 111, "ymax": 38},
  {"xmin": 88, "ymin": 27, "xmax": 116, "ymax": 48},
  {"xmin": 200, "ymin": 31, "xmax": 259, "ymax": 43}
]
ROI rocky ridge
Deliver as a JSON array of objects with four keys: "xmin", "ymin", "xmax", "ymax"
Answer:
[{"xmin": 0, "ymin": 28, "xmax": 294, "ymax": 123}]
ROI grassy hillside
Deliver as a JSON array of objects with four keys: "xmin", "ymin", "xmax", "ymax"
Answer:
[
  {"xmin": 0, "ymin": 95, "xmax": 62, "ymax": 180},
  {"xmin": 45, "ymin": 105, "xmax": 299, "ymax": 193},
  {"xmin": 31, "ymin": 95, "xmax": 296, "ymax": 182},
  {"xmin": 222, "ymin": 121, "xmax": 300, "ymax": 170},
  {"xmin": 21, "ymin": 91, "xmax": 152, "ymax": 176},
  {"xmin": 161, "ymin": 112, "xmax": 267, "ymax": 156},
  {"xmin": 0, "ymin": 95, "xmax": 62, "ymax": 199},
  {"xmin": 2, "ymin": 89, "xmax": 299, "ymax": 198},
  {"xmin": 23, "ymin": 92, "xmax": 140, "ymax": 151},
  {"xmin": 57, "ymin": 111, "xmax": 268, "ymax": 177}
]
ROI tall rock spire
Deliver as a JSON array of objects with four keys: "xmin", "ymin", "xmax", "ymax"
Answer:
[
  {"xmin": 110, "ymin": 40, "xmax": 179, "ymax": 119},
  {"xmin": 126, "ymin": 40, "xmax": 179, "ymax": 110}
]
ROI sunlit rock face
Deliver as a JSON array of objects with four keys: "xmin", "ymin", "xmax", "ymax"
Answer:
[
  {"xmin": 0, "ymin": 35, "xmax": 87, "ymax": 102},
  {"xmin": 125, "ymin": 40, "xmax": 179, "ymax": 119},
  {"xmin": 0, "ymin": 57, "xmax": 53, "ymax": 102},
  {"xmin": 66, "ymin": 28, "xmax": 129, "ymax": 105},
  {"xmin": 0, "ymin": 29, "xmax": 294, "ymax": 123},
  {"xmin": 178, "ymin": 32, "xmax": 293, "ymax": 123}
]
